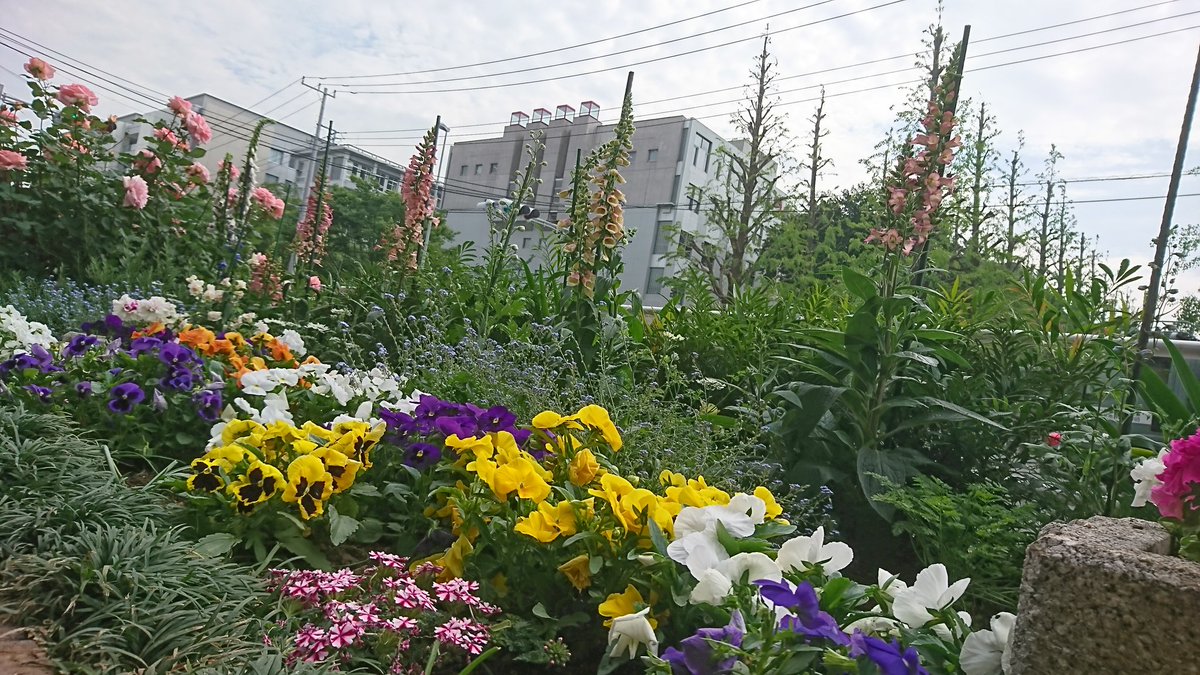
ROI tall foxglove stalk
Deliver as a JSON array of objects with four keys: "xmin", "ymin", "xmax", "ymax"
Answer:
[
  {"xmin": 294, "ymin": 179, "xmax": 332, "ymax": 267},
  {"xmin": 382, "ymin": 123, "xmax": 439, "ymax": 270}
]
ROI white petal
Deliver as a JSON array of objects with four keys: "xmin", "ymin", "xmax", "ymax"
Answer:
[
  {"xmin": 913, "ymin": 563, "xmax": 950, "ymax": 599},
  {"xmin": 892, "ymin": 589, "xmax": 934, "ymax": 628},
  {"xmin": 689, "ymin": 569, "xmax": 734, "ymax": 605},
  {"xmin": 960, "ymin": 629, "xmax": 1004, "ymax": 675},
  {"xmin": 991, "ymin": 612, "xmax": 1016, "ymax": 644},
  {"xmin": 673, "ymin": 507, "xmax": 716, "ymax": 539},
  {"xmin": 878, "ymin": 569, "xmax": 908, "ymax": 598},
  {"xmin": 717, "ymin": 552, "xmax": 781, "ymax": 585},
  {"xmin": 820, "ymin": 541, "xmax": 854, "ymax": 572},
  {"xmin": 939, "ymin": 577, "xmax": 972, "ymax": 608}
]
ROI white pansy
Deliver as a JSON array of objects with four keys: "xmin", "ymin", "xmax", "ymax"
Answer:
[
  {"xmin": 201, "ymin": 285, "xmax": 224, "ymax": 303},
  {"xmin": 111, "ymin": 294, "xmax": 180, "ymax": 326},
  {"xmin": 0, "ymin": 305, "xmax": 56, "ymax": 359},
  {"xmin": 277, "ymin": 329, "xmax": 307, "ymax": 356},
  {"xmin": 607, "ymin": 608, "xmax": 658, "ymax": 659},
  {"xmin": 844, "ymin": 614, "xmax": 902, "ymax": 636},
  {"xmin": 667, "ymin": 495, "xmax": 767, "ymax": 578},
  {"xmin": 878, "ymin": 568, "xmax": 909, "ymax": 599},
  {"xmin": 1131, "ymin": 450, "xmax": 1168, "ymax": 507},
  {"xmin": 239, "ymin": 370, "xmax": 282, "ymax": 397},
  {"xmin": 777, "ymin": 526, "xmax": 854, "ymax": 573},
  {"xmin": 206, "ymin": 311, "xmax": 223, "ymax": 322},
  {"xmin": 186, "ymin": 276, "xmax": 204, "ymax": 297},
  {"xmin": 690, "ymin": 568, "xmax": 734, "ymax": 605},
  {"xmin": 892, "ymin": 563, "xmax": 971, "ymax": 629},
  {"xmin": 959, "ymin": 612, "xmax": 1015, "ymax": 675}
]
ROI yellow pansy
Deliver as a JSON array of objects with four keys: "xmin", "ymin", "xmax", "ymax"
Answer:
[
  {"xmin": 221, "ymin": 419, "xmax": 265, "ymax": 445},
  {"xmin": 281, "ymin": 454, "xmax": 333, "ymax": 520},
  {"xmin": 250, "ymin": 421, "xmax": 307, "ymax": 461},
  {"xmin": 438, "ymin": 533, "xmax": 474, "ymax": 579},
  {"xmin": 311, "ymin": 446, "xmax": 362, "ymax": 493},
  {"xmin": 590, "ymin": 473, "xmax": 636, "ymax": 509},
  {"xmin": 532, "ymin": 410, "xmax": 582, "ymax": 430},
  {"xmin": 301, "ymin": 420, "xmax": 338, "ymax": 443},
  {"xmin": 755, "ymin": 486, "xmax": 784, "ymax": 520},
  {"xmin": 493, "ymin": 456, "xmax": 552, "ymax": 503},
  {"xmin": 660, "ymin": 470, "xmax": 687, "ymax": 488},
  {"xmin": 226, "ymin": 460, "xmax": 284, "ymax": 512},
  {"xmin": 446, "ymin": 434, "xmax": 494, "ymax": 461},
  {"xmin": 491, "ymin": 572, "xmax": 509, "ymax": 597},
  {"xmin": 558, "ymin": 554, "xmax": 592, "ymax": 591},
  {"xmin": 598, "ymin": 584, "xmax": 655, "ymax": 628},
  {"xmin": 187, "ymin": 445, "xmax": 247, "ymax": 492},
  {"xmin": 569, "ymin": 448, "xmax": 601, "ymax": 486},
  {"xmin": 570, "ymin": 404, "xmax": 623, "ymax": 451},
  {"xmin": 326, "ymin": 421, "xmax": 385, "ymax": 469},
  {"xmin": 514, "ymin": 500, "xmax": 580, "ymax": 543},
  {"xmin": 666, "ymin": 476, "xmax": 730, "ymax": 508}
]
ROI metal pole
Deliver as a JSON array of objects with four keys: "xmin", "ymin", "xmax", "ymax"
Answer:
[
  {"xmin": 436, "ymin": 121, "xmax": 450, "ymax": 209},
  {"xmin": 296, "ymin": 78, "xmax": 335, "ymax": 227},
  {"xmin": 1129, "ymin": 43, "xmax": 1200, "ymax": 394}
]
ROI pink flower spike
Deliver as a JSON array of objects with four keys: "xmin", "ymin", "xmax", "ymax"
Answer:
[{"xmin": 308, "ymin": 275, "xmax": 322, "ymax": 292}]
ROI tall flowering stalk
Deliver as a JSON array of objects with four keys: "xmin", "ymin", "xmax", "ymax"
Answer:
[
  {"xmin": 294, "ymin": 179, "xmax": 333, "ymax": 267},
  {"xmin": 866, "ymin": 59, "xmax": 962, "ymax": 260},
  {"xmin": 558, "ymin": 73, "xmax": 635, "ymax": 300},
  {"xmin": 382, "ymin": 122, "xmax": 439, "ymax": 270}
]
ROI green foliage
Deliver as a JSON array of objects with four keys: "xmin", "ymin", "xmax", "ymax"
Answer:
[
  {"xmin": 0, "ymin": 404, "xmax": 297, "ymax": 673},
  {"xmin": 876, "ymin": 476, "xmax": 1044, "ymax": 615}
]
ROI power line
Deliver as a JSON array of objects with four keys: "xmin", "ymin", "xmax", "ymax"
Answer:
[
  {"xmin": 315, "ymin": 0, "xmax": 771, "ymax": 80},
  {"xmin": 342, "ymin": 12, "xmax": 1200, "ymax": 143},
  {"xmin": 327, "ymin": 0, "xmax": 910, "ymax": 94},
  {"xmin": 324, "ymin": 0, "xmax": 842, "ymax": 88}
]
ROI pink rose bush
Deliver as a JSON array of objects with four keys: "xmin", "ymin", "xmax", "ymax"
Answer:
[
  {"xmin": 122, "ymin": 175, "xmax": 149, "ymax": 210},
  {"xmin": 56, "ymin": 83, "xmax": 99, "ymax": 112},
  {"xmin": 266, "ymin": 553, "xmax": 500, "ymax": 671},
  {"xmin": 24, "ymin": 57, "xmax": 54, "ymax": 80},
  {"xmin": 0, "ymin": 150, "xmax": 28, "ymax": 172}
]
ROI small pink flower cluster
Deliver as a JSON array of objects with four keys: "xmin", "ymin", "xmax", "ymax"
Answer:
[
  {"xmin": 1151, "ymin": 428, "xmax": 1200, "ymax": 520},
  {"xmin": 866, "ymin": 81, "xmax": 962, "ymax": 255},
  {"xmin": 251, "ymin": 186, "xmax": 286, "ymax": 220},
  {"xmin": 381, "ymin": 125, "xmax": 438, "ymax": 270},
  {"xmin": 267, "ymin": 552, "xmax": 499, "ymax": 671},
  {"xmin": 133, "ymin": 149, "xmax": 162, "ymax": 175},
  {"xmin": 294, "ymin": 185, "xmax": 333, "ymax": 265},
  {"xmin": 248, "ymin": 252, "xmax": 284, "ymax": 303},
  {"xmin": 166, "ymin": 95, "xmax": 212, "ymax": 145}
]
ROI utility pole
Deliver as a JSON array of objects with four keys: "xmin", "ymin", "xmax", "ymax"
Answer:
[
  {"xmin": 290, "ymin": 119, "xmax": 336, "ymax": 274},
  {"xmin": 296, "ymin": 77, "xmax": 336, "ymax": 228},
  {"xmin": 1130, "ymin": 43, "xmax": 1200, "ymax": 392},
  {"xmin": 436, "ymin": 119, "xmax": 451, "ymax": 210}
]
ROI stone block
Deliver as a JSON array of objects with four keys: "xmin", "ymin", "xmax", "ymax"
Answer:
[{"xmin": 1008, "ymin": 516, "xmax": 1200, "ymax": 675}]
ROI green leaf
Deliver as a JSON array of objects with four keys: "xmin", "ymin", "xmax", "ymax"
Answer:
[
  {"xmin": 1140, "ymin": 366, "xmax": 1190, "ymax": 427},
  {"xmin": 857, "ymin": 446, "xmax": 926, "ymax": 519},
  {"xmin": 894, "ymin": 350, "xmax": 939, "ymax": 367},
  {"xmin": 531, "ymin": 603, "xmax": 551, "ymax": 619},
  {"xmin": 194, "ymin": 533, "xmax": 238, "ymax": 557},
  {"xmin": 699, "ymin": 413, "xmax": 739, "ymax": 429},
  {"xmin": 842, "ymin": 268, "xmax": 877, "ymax": 301},
  {"xmin": 648, "ymin": 518, "xmax": 670, "ymax": 556},
  {"xmin": 1165, "ymin": 338, "xmax": 1200, "ymax": 413},
  {"xmin": 328, "ymin": 505, "xmax": 360, "ymax": 547},
  {"xmin": 920, "ymin": 397, "xmax": 1006, "ymax": 430}
]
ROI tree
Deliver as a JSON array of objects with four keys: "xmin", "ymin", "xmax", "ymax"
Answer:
[
  {"xmin": 675, "ymin": 36, "xmax": 787, "ymax": 302},
  {"xmin": 800, "ymin": 88, "xmax": 833, "ymax": 258},
  {"xmin": 756, "ymin": 185, "xmax": 877, "ymax": 288},
  {"xmin": 1033, "ymin": 145, "xmax": 1064, "ymax": 278},
  {"xmin": 1000, "ymin": 131, "xmax": 1032, "ymax": 265},
  {"xmin": 959, "ymin": 100, "xmax": 1001, "ymax": 255},
  {"xmin": 324, "ymin": 176, "xmax": 406, "ymax": 273}
]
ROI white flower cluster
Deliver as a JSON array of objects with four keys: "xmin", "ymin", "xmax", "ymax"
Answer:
[
  {"xmin": 276, "ymin": 329, "xmax": 307, "ymax": 357},
  {"xmin": 0, "ymin": 305, "xmax": 56, "ymax": 359},
  {"xmin": 186, "ymin": 275, "xmax": 248, "ymax": 305},
  {"xmin": 646, "ymin": 497, "xmax": 1014, "ymax": 675},
  {"xmin": 111, "ymin": 294, "xmax": 181, "ymax": 327}
]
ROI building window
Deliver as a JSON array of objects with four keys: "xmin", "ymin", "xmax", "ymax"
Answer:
[
  {"xmin": 646, "ymin": 267, "xmax": 666, "ymax": 296},
  {"xmin": 489, "ymin": 162, "xmax": 499, "ymax": 174},
  {"xmin": 657, "ymin": 204, "xmax": 674, "ymax": 221},
  {"xmin": 386, "ymin": 178, "xmax": 398, "ymax": 192},
  {"xmin": 522, "ymin": 236, "xmax": 533, "ymax": 249},
  {"xmin": 647, "ymin": 148, "xmax": 658, "ymax": 162},
  {"xmin": 693, "ymin": 134, "xmax": 712, "ymax": 171},
  {"xmin": 475, "ymin": 164, "xmax": 483, "ymax": 175},
  {"xmin": 686, "ymin": 184, "xmax": 701, "ymax": 213},
  {"xmin": 628, "ymin": 150, "xmax": 636, "ymax": 165},
  {"xmin": 460, "ymin": 164, "xmax": 468, "ymax": 176},
  {"xmin": 265, "ymin": 173, "xmax": 280, "ymax": 184},
  {"xmin": 268, "ymin": 148, "xmax": 287, "ymax": 166},
  {"xmin": 652, "ymin": 223, "xmax": 672, "ymax": 255}
]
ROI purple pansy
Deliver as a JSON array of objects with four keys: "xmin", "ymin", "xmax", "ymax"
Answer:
[
  {"xmin": 848, "ymin": 631, "xmax": 928, "ymax": 675},
  {"xmin": 24, "ymin": 384, "xmax": 53, "ymax": 402},
  {"xmin": 662, "ymin": 611, "xmax": 745, "ymax": 675},
  {"xmin": 128, "ymin": 336, "xmax": 163, "ymax": 357},
  {"xmin": 755, "ymin": 579, "xmax": 849, "ymax": 646},
  {"xmin": 158, "ymin": 342, "xmax": 199, "ymax": 368},
  {"xmin": 404, "ymin": 442, "xmax": 443, "ymax": 470},
  {"xmin": 63, "ymin": 334, "xmax": 99, "ymax": 358},
  {"xmin": 193, "ymin": 389, "xmax": 223, "ymax": 422},
  {"xmin": 108, "ymin": 382, "xmax": 145, "ymax": 414},
  {"xmin": 162, "ymin": 366, "xmax": 195, "ymax": 392}
]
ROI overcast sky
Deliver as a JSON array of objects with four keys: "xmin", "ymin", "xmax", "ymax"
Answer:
[{"xmin": 3, "ymin": 0, "xmax": 1199, "ymax": 290}]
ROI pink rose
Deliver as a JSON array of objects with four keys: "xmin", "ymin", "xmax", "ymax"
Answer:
[
  {"xmin": 153, "ymin": 127, "xmax": 181, "ymax": 147},
  {"xmin": 0, "ymin": 150, "xmax": 28, "ymax": 172},
  {"xmin": 184, "ymin": 111, "xmax": 212, "ymax": 145},
  {"xmin": 186, "ymin": 162, "xmax": 210, "ymax": 184},
  {"xmin": 168, "ymin": 96, "xmax": 192, "ymax": 117},
  {"xmin": 57, "ymin": 83, "xmax": 99, "ymax": 112},
  {"xmin": 0, "ymin": 109, "xmax": 17, "ymax": 126},
  {"xmin": 24, "ymin": 57, "xmax": 54, "ymax": 81},
  {"xmin": 122, "ymin": 175, "xmax": 149, "ymax": 210},
  {"xmin": 308, "ymin": 276, "xmax": 322, "ymax": 292},
  {"xmin": 134, "ymin": 149, "xmax": 162, "ymax": 175}
]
